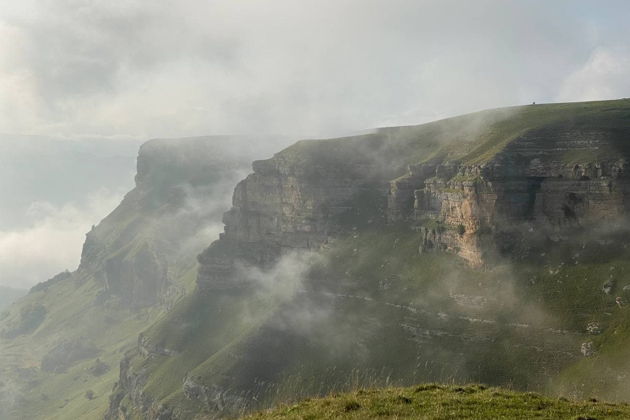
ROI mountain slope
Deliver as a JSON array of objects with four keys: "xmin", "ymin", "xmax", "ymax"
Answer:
[{"xmin": 107, "ymin": 99, "xmax": 630, "ymax": 419}]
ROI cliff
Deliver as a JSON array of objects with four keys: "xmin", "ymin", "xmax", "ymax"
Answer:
[
  {"xmin": 108, "ymin": 99, "xmax": 630, "ymax": 419},
  {"xmin": 199, "ymin": 99, "xmax": 630, "ymax": 284},
  {"xmin": 197, "ymin": 135, "xmax": 403, "ymax": 290},
  {"xmin": 390, "ymin": 124, "xmax": 630, "ymax": 265}
]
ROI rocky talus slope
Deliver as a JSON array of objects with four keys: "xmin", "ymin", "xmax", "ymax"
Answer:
[{"xmin": 107, "ymin": 100, "xmax": 630, "ymax": 419}]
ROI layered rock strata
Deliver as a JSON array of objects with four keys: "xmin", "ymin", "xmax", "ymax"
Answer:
[{"xmin": 388, "ymin": 127, "xmax": 630, "ymax": 265}]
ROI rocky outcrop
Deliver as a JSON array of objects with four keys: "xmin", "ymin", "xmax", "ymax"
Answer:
[
  {"xmin": 195, "ymin": 123, "xmax": 630, "ymax": 284},
  {"xmin": 197, "ymin": 138, "xmax": 399, "ymax": 291},
  {"xmin": 386, "ymin": 126, "xmax": 630, "ymax": 266},
  {"xmin": 102, "ymin": 244, "xmax": 169, "ymax": 308}
]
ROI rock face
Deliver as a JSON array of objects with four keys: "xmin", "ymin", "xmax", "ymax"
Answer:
[
  {"xmin": 197, "ymin": 137, "xmax": 401, "ymax": 291},
  {"xmin": 387, "ymin": 126, "xmax": 630, "ymax": 266},
  {"xmin": 198, "ymin": 123, "xmax": 630, "ymax": 284}
]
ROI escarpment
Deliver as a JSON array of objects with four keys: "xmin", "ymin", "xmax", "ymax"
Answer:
[
  {"xmin": 197, "ymin": 135, "xmax": 409, "ymax": 290},
  {"xmin": 388, "ymin": 125, "xmax": 630, "ymax": 266},
  {"xmin": 199, "ymin": 106, "xmax": 630, "ymax": 284},
  {"xmin": 108, "ymin": 100, "xmax": 630, "ymax": 420}
]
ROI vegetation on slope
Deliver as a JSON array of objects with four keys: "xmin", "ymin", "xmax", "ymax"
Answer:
[
  {"xmin": 116, "ymin": 225, "xmax": 603, "ymax": 417},
  {"xmin": 278, "ymin": 98, "xmax": 630, "ymax": 175},
  {"xmin": 244, "ymin": 384, "xmax": 630, "ymax": 420},
  {"xmin": 114, "ymin": 219, "xmax": 630, "ymax": 418}
]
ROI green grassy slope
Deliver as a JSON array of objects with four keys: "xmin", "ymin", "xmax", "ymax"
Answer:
[
  {"xmin": 279, "ymin": 98, "xmax": 630, "ymax": 172},
  {"xmin": 122, "ymin": 225, "xmax": 629, "ymax": 417},
  {"xmin": 243, "ymin": 384, "xmax": 630, "ymax": 420},
  {"xmin": 6, "ymin": 100, "xmax": 630, "ymax": 418},
  {"xmin": 0, "ymin": 197, "xmax": 201, "ymax": 419}
]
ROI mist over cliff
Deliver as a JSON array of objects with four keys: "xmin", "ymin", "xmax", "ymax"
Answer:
[
  {"xmin": 97, "ymin": 99, "xmax": 630, "ymax": 419},
  {"xmin": 3, "ymin": 2, "xmax": 630, "ymax": 419},
  {"xmin": 4, "ymin": 100, "xmax": 630, "ymax": 420}
]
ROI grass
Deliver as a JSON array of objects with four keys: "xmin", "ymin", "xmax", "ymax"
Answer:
[
  {"xmin": 279, "ymin": 99, "xmax": 630, "ymax": 174},
  {"xmin": 118, "ymin": 219, "xmax": 630, "ymax": 418},
  {"xmin": 120, "ymin": 227, "xmax": 599, "ymax": 417},
  {"xmin": 243, "ymin": 384, "xmax": 630, "ymax": 419}
]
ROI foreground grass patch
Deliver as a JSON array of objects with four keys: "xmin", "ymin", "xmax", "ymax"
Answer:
[{"xmin": 243, "ymin": 384, "xmax": 630, "ymax": 419}]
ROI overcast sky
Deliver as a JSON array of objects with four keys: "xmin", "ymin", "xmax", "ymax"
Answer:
[
  {"xmin": 1, "ymin": 0, "xmax": 630, "ymax": 140},
  {"xmin": 2, "ymin": 1, "xmax": 630, "ymax": 288}
]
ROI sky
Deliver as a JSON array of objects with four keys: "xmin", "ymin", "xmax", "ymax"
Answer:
[
  {"xmin": 1, "ymin": 0, "xmax": 630, "ymax": 140},
  {"xmin": 1, "ymin": 0, "xmax": 630, "ymax": 288}
]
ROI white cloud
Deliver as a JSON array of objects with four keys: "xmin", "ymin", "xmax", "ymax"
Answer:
[
  {"xmin": 0, "ymin": 189, "xmax": 123, "ymax": 288},
  {"xmin": 557, "ymin": 47, "xmax": 630, "ymax": 102}
]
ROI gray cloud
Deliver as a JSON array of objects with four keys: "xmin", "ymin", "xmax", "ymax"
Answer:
[{"xmin": 2, "ymin": 1, "xmax": 630, "ymax": 139}]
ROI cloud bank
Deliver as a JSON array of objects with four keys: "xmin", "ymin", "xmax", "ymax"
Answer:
[{"xmin": 2, "ymin": 1, "xmax": 630, "ymax": 139}]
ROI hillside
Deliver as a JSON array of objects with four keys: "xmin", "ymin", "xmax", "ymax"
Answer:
[
  {"xmin": 105, "ymin": 99, "xmax": 630, "ymax": 419},
  {"xmin": 244, "ymin": 384, "xmax": 630, "ymax": 420}
]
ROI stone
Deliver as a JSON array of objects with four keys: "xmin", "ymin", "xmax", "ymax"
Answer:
[
  {"xmin": 603, "ymin": 279, "xmax": 616, "ymax": 295},
  {"xmin": 581, "ymin": 341, "xmax": 595, "ymax": 357}
]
